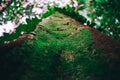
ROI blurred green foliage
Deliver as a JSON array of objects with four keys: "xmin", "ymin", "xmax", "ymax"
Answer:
[
  {"xmin": 0, "ymin": 7, "xmax": 55, "ymax": 43},
  {"xmin": 0, "ymin": 17, "xmax": 41, "ymax": 43},
  {"xmin": 77, "ymin": 0, "xmax": 120, "ymax": 40},
  {"xmin": 54, "ymin": 6, "xmax": 95, "ymax": 27}
]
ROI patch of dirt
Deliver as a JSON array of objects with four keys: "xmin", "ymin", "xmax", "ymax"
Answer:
[{"xmin": 88, "ymin": 27, "xmax": 120, "ymax": 57}]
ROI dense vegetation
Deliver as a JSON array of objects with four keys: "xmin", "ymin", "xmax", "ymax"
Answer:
[
  {"xmin": 0, "ymin": 0, "xmax": 120, "ymax": 80},
  {"xmin": 77, "ymin": 0, "xmax": 120, "ymax": 40},
  {"xmin": 0, "ymin": 12, "xmax": 120, "ymax": 80}
]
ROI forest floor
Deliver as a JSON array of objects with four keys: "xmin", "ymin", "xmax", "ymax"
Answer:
[{"xmin": 0, "ymin": 12, "xmax": 120, "ymax": 80}]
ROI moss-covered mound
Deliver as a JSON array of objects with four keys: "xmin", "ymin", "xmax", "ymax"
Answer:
[{"xmin": 0, "ymin": 12, "xmax": 120, "ymax": 80}]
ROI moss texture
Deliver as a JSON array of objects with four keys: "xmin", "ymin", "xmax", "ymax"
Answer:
[{"xmin": 0, "ymin": 12, "xmax": 120, "ymax": 80}]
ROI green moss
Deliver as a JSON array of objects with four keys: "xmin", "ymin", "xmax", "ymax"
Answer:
[{"xmin": 0, "ymin": 12, "xmax": 120, "ymax": 80}]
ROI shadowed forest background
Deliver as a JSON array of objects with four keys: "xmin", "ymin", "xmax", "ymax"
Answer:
[{"xmin": 0, "ymin": 0, "xmax": 120, "ymax": 80}]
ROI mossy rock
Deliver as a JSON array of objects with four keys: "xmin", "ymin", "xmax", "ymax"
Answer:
[{"xmin": 0, "ymin": 12, "xmax": 120, "ymax": 80}]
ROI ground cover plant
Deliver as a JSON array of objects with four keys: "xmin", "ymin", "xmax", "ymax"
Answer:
[{"xmin": 0, "ymin": 12, "xmax": 120, "ymax": 80}]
